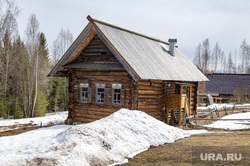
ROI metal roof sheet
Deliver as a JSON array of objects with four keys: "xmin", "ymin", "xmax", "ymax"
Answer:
[
  {"xmin": 204, "ymin": 73, "xmax": 250, "ymax": 95},
  {"xmin": 49, "ymin": 15, "xmax": 208, "ymax": 82},
  {"xmin": 64, "ymin": 63, "xmax": 124, "ymax": 70},
  {"xmin": 93, "ymin": 20, "xmax": 208, "ymax": 81}
]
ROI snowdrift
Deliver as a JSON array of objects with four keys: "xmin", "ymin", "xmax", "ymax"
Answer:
[
  {"xmin": 0, "ymin": 109, "xmax": 206, "ymax": 166},
  {"xmin": 203, "ymin": 112, "xmax": 250, "ymax": 130}
]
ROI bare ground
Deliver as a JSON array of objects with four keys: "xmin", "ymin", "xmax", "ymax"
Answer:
[
  {"xmin": 0, "ymin": 124, "xmax": 40, "ymax": 137},
  {"xmin": 122, "ymin": 130, "xmax": 250, "ymax": 166}
]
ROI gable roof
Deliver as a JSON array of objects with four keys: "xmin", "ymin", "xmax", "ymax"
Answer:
[
  {"xmin": 48, "ymin": 15, "xmax": 208, "ymax": 82},
  {"xmin": 204, "ymin": 73, "xmax": 250, "ymax": 95}
]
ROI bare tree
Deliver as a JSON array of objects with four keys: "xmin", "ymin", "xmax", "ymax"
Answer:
[
  {"xmin": 25, "ymin": 14, "xmax": 40, "ymax": 117},
  {"xmin": 212, "ymin": 42, "xmax": 220, "ymax": 72},
  {"xmin": 239, "ymin": 39, "xmax": 248, "ymax": 73},
  {"xmin": 0, "ymin": 0, "xmax": 20, "ymax": 44},
  {"xmin": 51, "ymin": 28, "xmax": 73, "ymax": 65},
  {"xmin": 202, "ymin": 38, "xmax": 210, "ymax": 73},
  {"xmin": 228, "ymin": 52, "xmax": 233, "ymax": 73},
  {"xmin": 193, "ymin": 43, "xmax": 202, "ymax": 70}
]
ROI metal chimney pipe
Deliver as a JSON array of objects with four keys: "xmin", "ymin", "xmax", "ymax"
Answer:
[{"xmin": 168, "ymin": 39, "xmax": 177, "ymax": 56}]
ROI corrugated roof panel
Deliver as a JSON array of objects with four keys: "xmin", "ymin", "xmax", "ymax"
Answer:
[
  {"xmin": 205, "ymin": 74, "xmax": 250, "ymax": 95},
  {"xmin": 64, "ymin": 63, "xmax": 124, "ymax": 70},
  {"xmin": 95, "ymin": 22, "xmax": 208, "ymax": 81}
]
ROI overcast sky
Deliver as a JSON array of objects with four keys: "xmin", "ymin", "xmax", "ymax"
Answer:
[{"xmin": 17, "ymin": 0, "xmax": 250, "ymax": 60}]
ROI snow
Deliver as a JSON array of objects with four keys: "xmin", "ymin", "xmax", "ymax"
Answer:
[
  {"xmin": 198, "ymin": 104, "xmax": 234, "ymax": 111},
  {"xmin": 0, "ymin": 111, "xmax": 68, "ymax": 127},
  {"xmin": 198, "ymin": 103, "xmax": 250, "ymax": 111},
  {"xmin": 0, "ymin": 109, "xmax": 207, "ymax": 166},
  {"xmin": 203, "ymin": 112, "xmax": 250, "ymax": 130}
]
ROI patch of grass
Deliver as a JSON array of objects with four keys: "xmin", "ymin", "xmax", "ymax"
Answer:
[{"xmin": 123, "ymin": 130, "xmax": 250, "ymax": 166}]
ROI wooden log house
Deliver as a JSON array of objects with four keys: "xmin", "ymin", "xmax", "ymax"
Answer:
[{"xmin": 48, "ymin": 15, "xmax": 208, "ymax": 126}]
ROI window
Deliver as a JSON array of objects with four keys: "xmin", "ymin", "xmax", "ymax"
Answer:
[
  {"xmin": 96, "ymin": 84, "xmax": 105, "ymax": 104},
  {"xmin": 80, "ymin": 83, "xmax": 89, "ymax": 103},
  {"xmin": 112, "ymin": 84, "xmax": 122, "ymax": 105},
  {"xmin": 113, "ymin": 89, "xmax": 121, "ymax": 104},
  {"xmin": 81, "ymin": 88, "xmax": 88, "ymax": 103},
  {"xmin": 97, "ymin": 88, "xmax": 104, "ymax": 103}
]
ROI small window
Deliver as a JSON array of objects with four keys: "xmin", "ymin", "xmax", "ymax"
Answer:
[
  {"xmin": 97, "ymin": 88, "xmax": 105, "ymax": 103},
  {"xmin": 113, "ymin": 89, "xmax": 121, "ymax": 104},
  {"xmin": 112, "ymin": 84, "xmax": 122, "ymax": 105},
  {"xmin": 81, "ymin": 88, "xmax": 88, "ymax": 103},
  {"xmin": 80, "ymin": 83, "xmax": 89, "ymax": 103}
]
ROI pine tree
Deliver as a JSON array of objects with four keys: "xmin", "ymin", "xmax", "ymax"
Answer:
[{"xmin": 34, "ymin": 86, "xmax": 48, "ymax": 117}]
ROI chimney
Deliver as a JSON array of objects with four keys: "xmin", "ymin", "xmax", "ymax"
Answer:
[{"xmin": 168, "ymin": 39, "xmax": 177, "ymax": 56}]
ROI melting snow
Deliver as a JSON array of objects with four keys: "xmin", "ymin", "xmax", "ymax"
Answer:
[
  {"xmin": 203, "ymin": 112, "xmax": 250, "ymax": 130},
  {"xmin": 0, "ymin": 109, "xmax": 207, "ymax": 166},
  {"xmin": 0, "ymin": 111, "xmax": 68, "ymax": 127}
]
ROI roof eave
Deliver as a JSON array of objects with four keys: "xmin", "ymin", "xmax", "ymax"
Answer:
[{"xmin": 48, "ymin": 23, "xmax": 93, "ymax": 77}]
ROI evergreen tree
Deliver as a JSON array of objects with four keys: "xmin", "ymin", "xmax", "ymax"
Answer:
[
  {"xmin": 15, "ymin": 103, "xmax": 24, "ymax": 119},
  {"xmin": 34, "ymin": 86, "xmax": 48, "ymax": 117}
]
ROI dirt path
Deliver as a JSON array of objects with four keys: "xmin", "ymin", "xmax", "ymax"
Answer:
[
  {"xmin": 123, "ymin": 130, "xmax": 250, "ymax": 166},
  {"xmin": 0, "ymin": 125, "xmax": 40, "ymax": 137}
]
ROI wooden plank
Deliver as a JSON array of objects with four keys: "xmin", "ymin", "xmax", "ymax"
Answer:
[
  {"xmin": 178, "ymin": 86, "xmax": 183, "ymax": 126},
  {"xmin": 171, "ymin": 110, "xmax": 174, "ymax": 125},
  {"xmin": 166, "ymin": 109, "xmax": 169, "ymax": 124}
]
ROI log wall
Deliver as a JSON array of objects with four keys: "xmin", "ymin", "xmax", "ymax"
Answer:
[
  {"xmin": 137, "ymin": 80, "xmax": 165, "ymax": 121},
  {"xmin": 69, "ymin": 70, "xmax": 137, "ymax": 123},
  {"xmin": 68, "ymin": 72, "xmax": 166, "ymax": 123}
]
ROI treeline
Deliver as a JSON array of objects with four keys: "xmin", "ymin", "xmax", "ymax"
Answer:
[
  {"xmin": 0, "ymin": 0, "xmax": 73, "ymax": 118},
  {"xmin": 193, "ymin": 38, "xmax": 250, "ymax": 74}
]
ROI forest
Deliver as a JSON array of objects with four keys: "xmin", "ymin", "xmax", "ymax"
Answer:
[
  {"xmin": 0, "ymin": 0, "xmax": 249, "ymax": 119},
  {"xmin": 0, "ymin": 0, "xmax": 73, "ymax": 118},
  {"xmin": 193, "ymin": 38, "xmax": 250, "ymax": 74}
]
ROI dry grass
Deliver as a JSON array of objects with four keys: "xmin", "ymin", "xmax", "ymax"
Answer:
[{"xmin": 123, "ymin": 130, "xmax": 250, "ymax": 166}]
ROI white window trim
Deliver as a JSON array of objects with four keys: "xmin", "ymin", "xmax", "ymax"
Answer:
[
  {"xmin": 80, "ymin": 83, "xmax": 89, "ymax": 88},
  {"xmin": 96, "ymin": 84, "xmax": 105, "ymax": 88},
  {"xmin": 112, "ymin": 84, "xmax": 122, "ymax": 89}
]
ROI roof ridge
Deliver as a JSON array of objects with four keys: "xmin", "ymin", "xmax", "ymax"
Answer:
[{"xmin": 87, "ymin": 15, "xmax": 169, "ymax": 45}]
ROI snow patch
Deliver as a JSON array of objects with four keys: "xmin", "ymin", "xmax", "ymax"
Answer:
[
  {"xmin": 203, "ymin": 112, "xmax": 250, "ymax": 130},
  {"xmin": 0, "ymin": 109, "xmax": 207, "ymax": 166},
  {"xmin": 0, "ymin": 111, "xmax": 68, "ymax": 127}
]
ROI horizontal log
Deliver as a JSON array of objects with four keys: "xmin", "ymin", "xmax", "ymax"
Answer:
[
  {"xmin": 74, "ymin": 109, "xmax": 113, "ymax": 116},
  {"xmin": 74, "ymin": 106, "xmax": 122, "ymax": 111},
  {"xmin": 147, "ymin": 112, "xmax": 162, "ymax": 116},
  {"xmin": 73, "ymin": 113, "xmax": 109, "ymax": 120},
  {"xmin": 140, "ymin": 109, "xmax": 161, "ymax": 113},
  {"xmin": 74, "ymin": 117, "xmax": 98, "ymax": 123},
  {"xmin": 138, "ymin": 105, "xmax": 162, "ymax": 109},
  {"xmin": 139, "ymin": 80, "xmax": 163, "ymax": 83},
  {"xmin": 138, "ymin": 98, "xmax": 163, "ymax": 102},
  {"xmin": 137, "ymin": 86, "xmax": 163, "ymax": 91},
  {"xmin": 138, "ymin": 90, "xmax": 163, "ymax": 95},
  {"xmin": 138, "ymin": 82, "xmax": 163, "ymax": 87},
  {"xmin": 138, "ymin": 94, "xmax": 164, "ymax": 99}
]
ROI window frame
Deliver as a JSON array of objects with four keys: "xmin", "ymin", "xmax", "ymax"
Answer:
[
  {"xmin": 113, "ymin": 88, "xmax": 121, "ymax": 104},
  {"xmin": 96, "ymin": 84, "xmax": 105, "ymax": 104},
  {"xmin": 80, "ymin": 83, "xmax": 89, "ymax": 103},
  {"xmin": 112, "ymin": 84, "xmax": 122, "ymax": 105}
]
